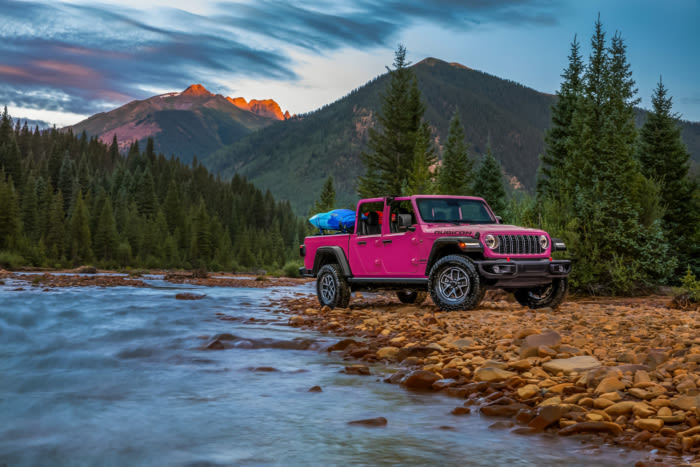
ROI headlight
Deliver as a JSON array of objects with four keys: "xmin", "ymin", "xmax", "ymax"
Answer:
[
  {"xmin": 484, "ymin": 234, "xmax": 499, "ymax": 250},
  {"xmin": 539, "ymin": 234, "xmax": 549, "ymax": 250}
]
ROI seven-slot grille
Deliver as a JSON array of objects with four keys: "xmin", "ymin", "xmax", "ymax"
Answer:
[{"xmin": 494, "ymin": 234, "xmax": 544, "ymax": 255}]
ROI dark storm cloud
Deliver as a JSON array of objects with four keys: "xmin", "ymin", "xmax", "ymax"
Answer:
[{"xmin": 0, "ymin": 0, "xmax": 560, "ymax": 117}]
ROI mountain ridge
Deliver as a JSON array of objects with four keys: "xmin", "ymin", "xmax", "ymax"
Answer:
[
  {"xmin": 67, "ymin": 84, "xmax": 291, "ymax": 162},
  {"xmin": 203, "ymin": 57, "xmax": 700, "ymax": 214}
]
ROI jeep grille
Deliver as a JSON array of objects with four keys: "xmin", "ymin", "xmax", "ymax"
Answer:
[{"xmin": 495, "ymin": 234, "xmax": 545, "ymax": 255}]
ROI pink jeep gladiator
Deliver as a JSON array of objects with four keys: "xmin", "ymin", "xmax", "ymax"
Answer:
[{"xmin": 300, "ymin": 195, "xmax": 571, "ymax": 311}]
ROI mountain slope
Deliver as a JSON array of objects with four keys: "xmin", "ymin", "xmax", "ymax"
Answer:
[
  {"xmin": 67, "ymin": 84, "xmax": 289, "ymax": 163},
  {"xmin": 204, "ymin": 58, "xmax": 700, "ymax": 214}
]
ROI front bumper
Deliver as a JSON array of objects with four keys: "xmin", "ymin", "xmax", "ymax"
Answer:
[{"xmin": 475, "ymin": 259, "xmax": 571, "ymax": 287}]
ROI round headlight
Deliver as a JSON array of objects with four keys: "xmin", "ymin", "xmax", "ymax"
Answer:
[
  {"xmin": 484, "ymin": 234, "xmax": 499, "ymax": 250},
  {"xmin": 539, "ymin": 234, "xmax": 549, "ymax": 250}
]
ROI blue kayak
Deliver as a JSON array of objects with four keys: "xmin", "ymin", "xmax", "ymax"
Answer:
[{"xmin": 309, "ymin": 209, "xmax": 356, "ymax": 232}]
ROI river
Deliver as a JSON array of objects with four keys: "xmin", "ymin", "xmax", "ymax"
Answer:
[{"xmin": 0, "ymin": 277, "xmax": 642, "ymax": 466}]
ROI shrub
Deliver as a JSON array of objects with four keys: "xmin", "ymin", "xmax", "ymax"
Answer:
[
  {"xmin": 0, "ymin": 251, "xmax": 27, "ymax": 269},
  {"xmin": 282, "ymin": 261, "xmax": 302, "ymax": 278}
]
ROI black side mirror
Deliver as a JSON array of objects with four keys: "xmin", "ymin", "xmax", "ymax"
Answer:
[{"xmin": 495, "ymin": 216, "xmax": 502, "ymax": 224}]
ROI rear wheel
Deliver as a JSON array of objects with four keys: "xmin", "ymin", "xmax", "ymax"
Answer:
[
  {"xmin": 513, "ymin": 278, "xmax": 568, "ymax": 309},
  {"xmin": 396, "ymin": 290, "xmax": 427, "ymax": 305},
  {"xmin": 316, "ymin": 264, "xmax": 350, "ymax": 309},
  {"xmin": 428, "ymin": 255, "xmax": 481, "ymax": 311}
]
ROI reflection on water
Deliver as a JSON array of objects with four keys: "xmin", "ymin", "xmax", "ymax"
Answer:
[{"xmin": 0, "ymin": 280, "xmax": 640, "ymax": 466}]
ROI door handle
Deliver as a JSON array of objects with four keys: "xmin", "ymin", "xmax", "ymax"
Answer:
[
  {"xmin": 357, "ymin": 241, "xmax": 367, "ymax": 245},
  {"xmin": 382, "ymin": 239, "xmax": 392, "ymax": 244}
]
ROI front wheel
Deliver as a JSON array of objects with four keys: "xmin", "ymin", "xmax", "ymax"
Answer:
[
  {"xmin": 513, "ymin": 278, "xmax": 569, "ymax": 309},
  {"xmin": 396, "ymin": 290, "xmax": 427, "ymax": 305},
  {"xmin": 316, "ymin": 264, "xmax": 350, "ymax": 309},
  {"xmin": 428, "ymin": 255, "xmax": 482, "ymax": 311}
]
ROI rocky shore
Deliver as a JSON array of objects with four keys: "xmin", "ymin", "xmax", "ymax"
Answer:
[
  {"xmin": 0, "ymin": 269, "xmax": 310, "ymax": 289},
  {"xmin": 279, "ymin": 291, "xmax": 700, "ymax": 466}
]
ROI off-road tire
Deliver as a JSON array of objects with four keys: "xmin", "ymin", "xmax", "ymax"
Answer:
[
  {"xmin": 316, "ymin": 264, "xmax": 351, "ymax": 309},
  {"xmin": 513, "ymin": 278, "xmax": 569, "ymax": 310},
  {"xmin": 474, "ymin": 286, "xmax": 487, "ymax": 307},
  {"xmin": 396, "ymin": 290, "xmax": 428, "ymax": 305},
  {"xmin": 428, "ymin": 255, "xmax": 482, "ymax": 311}
]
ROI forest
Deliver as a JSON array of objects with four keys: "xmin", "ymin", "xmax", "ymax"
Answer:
[{"xmin": 0, "ymin": 109, "xmax": 306, "ymax": 274}]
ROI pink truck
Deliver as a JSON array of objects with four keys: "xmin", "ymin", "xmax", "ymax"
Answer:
[{"xmin": 300, "ymin": 195, "xmax": 571, "ymax": 311}]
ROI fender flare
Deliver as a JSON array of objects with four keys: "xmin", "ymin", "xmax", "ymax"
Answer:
[
  {"xmin": 313, "ymin": 246, "xmax": 352, "ymax": 277},
  {"xmin": 425, "ymin": 237, "xmax": 483, "ymax": 275}
]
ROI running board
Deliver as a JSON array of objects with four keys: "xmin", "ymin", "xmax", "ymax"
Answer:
[{"xmin": 347, "ymin": 278, "xmax": 428, "ymax": 286}]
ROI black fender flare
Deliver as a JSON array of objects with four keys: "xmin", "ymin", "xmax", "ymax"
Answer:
[
  {"xmin": 425, "ymin": 236, "xmax": 483, "ymax": 275},
  {"xmin": 313, "ymin": 246, "xmax": 352, "ymax": 277}
]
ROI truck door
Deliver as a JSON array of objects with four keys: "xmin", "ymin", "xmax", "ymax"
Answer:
[
  {"xmin": 348, "ymin": 200, "xmax": 385, "ymax": 277},
  {"xmin": 381, "ymin": 199, "xmax": 422, "ymax": 276}
]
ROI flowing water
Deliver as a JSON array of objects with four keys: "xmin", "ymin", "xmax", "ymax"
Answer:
[{"xmin": 0, "ymin": 278, "xmax": 643, "ymax": 466}]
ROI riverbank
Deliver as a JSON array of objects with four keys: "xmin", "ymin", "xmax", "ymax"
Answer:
[
  {"xmin": 0, "ymin": 268, "xmax": 311, "ymax": 289},
  {"xmin": 278, "ymin": 290, "xmax": 700, "ymax": 466}
]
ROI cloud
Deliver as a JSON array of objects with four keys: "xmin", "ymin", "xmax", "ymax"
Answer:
[{"xmin": 0, "ymin": 0, "xmax": 561, "ymax": 118}]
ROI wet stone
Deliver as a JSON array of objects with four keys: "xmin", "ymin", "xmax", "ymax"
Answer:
[{"xmin": 348, "ymin": 417, "xmax": 387, "ymax": 427}]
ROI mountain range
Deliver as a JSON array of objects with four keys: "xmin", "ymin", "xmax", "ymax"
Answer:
[
  {"xmin": 68, "ymin": 84, "xmax": 290, "ymax": 163},
  {"xmin": 67, "ymin": 58, "xmax": 700, "ymax": 214}
]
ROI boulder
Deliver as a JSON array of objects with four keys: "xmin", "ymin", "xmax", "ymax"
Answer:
[
  {"xmin": 343, "ymin": 365, "xmax": 371, "ymax": 375},
  {"xmin": 474, "ymin": 367, "xmax": 517, "ymax": 382},
  {"xmin": 528, "ymin": 405, "xmax": 571, "ymax": 431},
  {"xmin": 520, "ymin": 330, "xmax": 561, "ymax": 358},
  {"xmin": 376, "ymin": 346, "xmax": 400, "ymax": 361},
  {"xmin": 481, "ymin": 403, "xmax": 529, "ymax": 417},
  {"xmin": 595, "ymin": 376, "xmax": 626, "ymax": 394},
  {"xmin": 604, "ymin": 401, "xmax": 636, "ymax": 416},
  {"xmin": 348, "ymin": 417, "xmax": 387, "ymax": 427},
  {"xmin": 517, "ymin": 384, "xmax": 540, "ymax": 400},
  {"xmin": 401, "ymin": 370, "xmax": 441, "ymax": 390},
  {"xmin": 558, "ymin": 421, "xmax": 623, "ymax": 437},
  {"xmin": 669, "ymin": 395, "xmax": 700, "ymax": 411},
  {"xmin": 542, "ymin": 356, "xmax": 601, "ymax": 375}
]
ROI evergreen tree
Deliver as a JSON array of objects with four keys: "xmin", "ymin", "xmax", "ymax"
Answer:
[
  {"xmin": 638, "ymin": 78, "xmax": 700, "ymax": 274},
  {"xmin": 0, "ymin": 172, "xmax": 21, "ymax": 250},
  {"xmin": 537, "ymin": 35, "xmax": 584, "ymax": 199},
  {"xmin": 358, "ymin": 44, "xmax": 426, "ymax": 197},
  {"xmin": 69, "ymin": 191, "xmax": 93, "ymax": 264},
  {"xmin": 45, "ymin": 191, "xmax": 66, "ymax": 261},
  {"xmin": 311, "ymin": 176, "xmax": 336, "ymax": 214},
  {"xmin": 93, "ymin": 198, "xmax": 118, "ymax": 261},
  {"xmin": 190, "ymin": 199, "xmax": 212, "ymax": 266},
  {"xmin": 163, "ymin": 178, "xmax": 183, "ymax": 234},
  {"xmin": 0, "ymin": 107, "xmax": 23, "ymax": 187},
  {"xmin": 406, "ymin": 122, "xmax": 436, "ymax": 195},
  {"xmin": 21, "ymin": 175, "xmax": 39, "ymax": 241},
  {"xmin": 437, "ymin": 111, "xmax": 472, "ymax": 195},
  {"xmin": 135, "ymin": 167, "xmax": 157, "ymax": 218},
  {"xmin": 58, "ymin": 154, "xmax": 74, "ymax": 213},
  {"xmin": 473, "ymin": 146, "xmax": 507, "ymax": 215}
]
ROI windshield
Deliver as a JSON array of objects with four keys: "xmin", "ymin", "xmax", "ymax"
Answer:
[{"xmin": 416, "ymin": 198, "xmax": 496, "ymax": 224}]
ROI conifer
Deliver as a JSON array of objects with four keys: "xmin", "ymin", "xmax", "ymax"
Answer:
[
  {"xmin": 473, "ymin": 146, "xmax": 507, "ymax": 215},
  {"xmin": 437, "ymin": 111, "xmax": 472, "ymax": 195}
]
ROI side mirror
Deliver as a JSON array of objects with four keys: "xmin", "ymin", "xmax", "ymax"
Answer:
[
  {"xmin": 495, "ymin": 216, "xmax": 502, "ymax": 224},
  {"xmin": 397, "ymin": 213, "xmax": 414, "ymax": 232}
]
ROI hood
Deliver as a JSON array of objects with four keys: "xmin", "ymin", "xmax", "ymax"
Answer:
[{"xmin": 422, "ymin": 223, "xmax": 546, "ymax": 237}]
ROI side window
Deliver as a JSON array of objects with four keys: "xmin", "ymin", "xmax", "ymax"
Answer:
[
  {"xmin": 356, "ymin": 201, "xmax": 384, "ymax": 236},
  {"xmin": 389, "ymin": 200, "xmax": 416, "ymax": 233}
]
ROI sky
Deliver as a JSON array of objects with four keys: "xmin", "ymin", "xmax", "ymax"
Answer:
[{"xmin": 1, "ymin": 0, "xmax": 698, "ymax": 128}]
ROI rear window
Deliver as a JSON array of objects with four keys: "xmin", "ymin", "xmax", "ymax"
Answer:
[{"xmin": 416, "ymin": 198, "xmax": 495, "ymax": 224}]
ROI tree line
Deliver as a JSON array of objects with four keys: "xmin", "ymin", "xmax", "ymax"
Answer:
[
  {"xmin": 0, "ymin": 110, "xmax": 306, "ymax": 272},
  {"xmin": 357, "ymin": 21, "xmax": 699, "ymax": 294}
]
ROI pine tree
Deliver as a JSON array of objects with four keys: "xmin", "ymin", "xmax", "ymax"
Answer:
[
  {"xmin": 538, "ymin": 35, "xmax": 584, "ymax": 199},
  {"xmin": 473, "ymin": 146, "xmax": 507, "ymax": 215},
  {"xmin": 437, "ymin": 111, "xmax": 472, "ymax": 195},
  {"xmin": 406, "ymin": 122, "xmax": 436, "ymax": 195},
  {"xmin": 58, "ymin": 154, "xmax": 74, "ymax": 214},
  {"xmin": 136, "ymin": 167, "xmax": 157, "ymax": 218},
  {"xmin": 190, "ymin": 199, "xmax": 212, "ymax": 266},
  {"xmin": 358, "ymin": 44, "xmax": 427, "ymax": 197},
  {"xmin": 45, "ymin": 191, "xmax": 66, "ymax": 261},
  {"xmin": 638, "ymin": 78, "xmax": 700, "ymax": 274},
  {"xmin": 21, "ymin": 175, "xmax": 39, "ymax": 241},
  {"xmin": 69, "ymin": 191, "xmax": 93, "ymax": 264},
  {"xmin": 311, "ymin": 176, "xmax": 336, "ymax": 214},
  {"xmin": 93, "ymin": 198, "xmax": 118, "ymax": 262},
  {"xmin": 0, "ymin": 172, "xmax": 21, "ymax": 250},
  {"xmin": 0, "ymin": 107, "xmax": 23, "ymax": 188}
]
